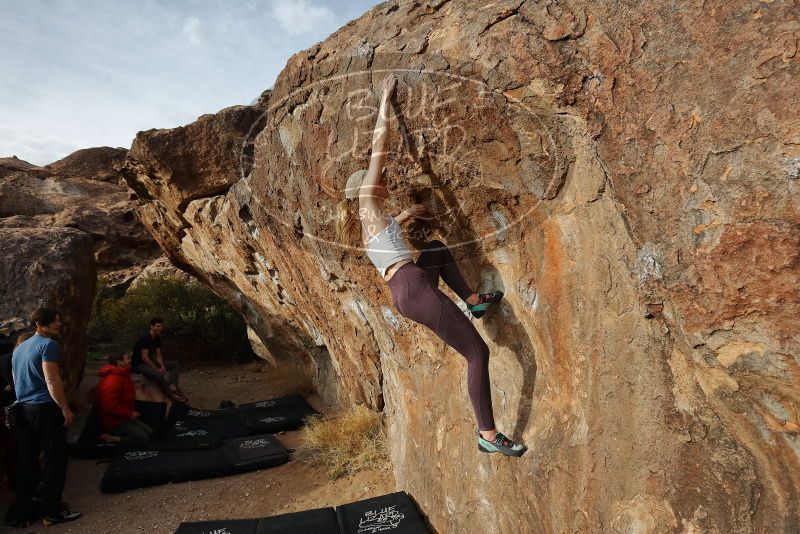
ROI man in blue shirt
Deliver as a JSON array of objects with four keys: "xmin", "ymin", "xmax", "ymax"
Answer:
[{"xmin": 10, "ymin": 308, "xmax": 81, "ymax": 527}]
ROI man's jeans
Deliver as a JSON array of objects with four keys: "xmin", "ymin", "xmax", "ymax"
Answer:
[
  {"xmin": 132, "ymin": 360, "xmax": 181, "ymax": 395},
  {"xmin": 110, "ymin": 419, "xmax": 154, "ymax": 445},
  {"xmin": 15, "ymin": 402, "xmax": 68, "ymax": 518}
]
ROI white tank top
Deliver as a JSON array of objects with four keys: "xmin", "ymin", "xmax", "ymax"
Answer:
[{"xmin": 363, "ymin": 216, "xmax": 413, "ymax": 278}]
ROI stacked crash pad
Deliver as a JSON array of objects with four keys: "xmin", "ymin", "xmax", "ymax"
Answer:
[
  {"xmin": 174, "ymin": 492, "xmax": 430, "ymax": 534},
  {"xmin": 97, "ymin": 395, "xmax": 320, "ymax": 493},
  {"xmin": 73, "ymin": 395, "xmax": 319, "ymax": 459},
  {"xmin": 101, "ymin": 434, "xmax": 290, "ymax": 493},
  {"xmin": 147, "ymin": 404, "xmax": 248, "ymax": 451},
  {"xmin": 238, "ymin": 395, "xmax": 320, "ymax": 434}
]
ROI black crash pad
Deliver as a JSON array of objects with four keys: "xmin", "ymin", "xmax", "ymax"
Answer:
[
  {"xmin": 175, "ymin": 518, "xmax": 258, "ymax": 534},
  {"xmin": 69, "ymin": 439, "xmax": 118, "ymax": 460},
  {"xmin": 237, "ymin": 395, "xmax": 308, "ymax": 412},
  {"xmin": 145, "ymin": 420, "xmax": 222, "ymax": 452},
  {"xmin": 240, "ymin": 398, "xmax": 320, "ymax": 434},
  {"xmin": 100, "ymin": 449, "xmax": 174, "ymax": 493},
  {"xmin": 168, "ymin": 447, "xmax": 236, "ymax": 483},
  {"xmin": 135, "ymin": 400, "xmax": 168, "ymax": 433},
  {"xmin": 101, "ymin": 434, "xmax": 289, "ymax": 493},
  {"xmin": 173, "ymin": 508, "xmax": 339, "ymax": 534},
  {"xmin": 336, "ymin": 492, "xmax": 430, "ymax": 534},
  {"xmin": 156, "ymin": 415, "xmax": 246, "ymax": 441},
  {"xmin": 175, "ymin": 412, "xmax": 248, "ymax": 440},
  {"xmin": 227, "ymin": 435, "xmax": 294, "ymax": 473},
  {"xmin": 146, "ymin": 405, "xmax": 249, "ymax": 450},
  {"xmin": 256, "ymin": 507, "xmax": 338, "ymax": 534},
  {"xmin": 172, "ymin": 493, "xmax": 427, "ymax": 534},
  {"xmin": 169, "ymin": 402, "xmax": 237, "ymax": 420},
  {"xmin": 164, "ymin": 402, "xmax": 248, "ymax": 440}
]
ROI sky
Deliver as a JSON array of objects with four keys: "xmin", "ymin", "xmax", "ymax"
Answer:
[{"xmin": 0, "ymin": 0, "xmax": 380, "ymax": 166}]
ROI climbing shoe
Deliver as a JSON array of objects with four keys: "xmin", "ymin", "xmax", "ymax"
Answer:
[
  {"xmin": 476, "ymin": 429, "xmax": 527, "ymax": 457},
  {"xmin": 42, "ymin": 507, "xmax": 81, "ymax": 526},
  {"xmin": 467, "ymin": 291, "xmax": 504, "ymax": 319}
]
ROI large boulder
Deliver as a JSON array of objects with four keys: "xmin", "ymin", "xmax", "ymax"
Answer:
[
  {"xmin": 0, "ymin": 148, "xmax": 161, "ymax": 290},
  {"xmin": 122, "ymin": 1, "xmax": 799, "ymax": 532},
  {"xmin": 0, "ymin": 228, "xmax": 96, "ymax": 397}
]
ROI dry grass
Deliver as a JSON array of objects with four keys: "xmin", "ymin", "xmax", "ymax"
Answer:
[{"xmin": 295, "ymin": 404, "xmax": 390, "ymax": 479}]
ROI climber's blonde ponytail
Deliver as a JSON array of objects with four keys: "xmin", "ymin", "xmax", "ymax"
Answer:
[{"xmin": 335, "ymin": 198, "xmax": 357, "ymax": 247}]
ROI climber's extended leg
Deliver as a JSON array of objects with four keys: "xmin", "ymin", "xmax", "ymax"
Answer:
[
  {"xmin": 415, "ymin": 240, "xmax": 504, "ymax": 319},
  {"xmin": 387, "ymin": 261, "xmax": 526, "ymax": 457},
  {"xmin": 388, "ymin": 262, "xmax": 494, "ymax": 429},
  {"xmin": 415, "ymin": 240, "xmax": 473, "ymax": 300}
]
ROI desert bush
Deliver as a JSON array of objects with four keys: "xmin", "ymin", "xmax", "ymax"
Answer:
[
  {"xmin": 88, "ymin": 275, "xmax": 255, "ymax": 363},
  {"xmin": 295, "ymin": 404, "xmax": 389, "ymax": 479}
]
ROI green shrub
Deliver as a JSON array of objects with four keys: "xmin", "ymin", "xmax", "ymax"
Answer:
[
  {"xmin": 85, "ymin": 350, "xmax": 106, "ymax": 361},
  {"xmin": 88, "ymin": 275, "xmax": 256, "ymax": 363}
]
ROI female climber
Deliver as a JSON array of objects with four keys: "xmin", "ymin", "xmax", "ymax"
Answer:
[{"xmin": 334, "ymin": 74, "xmax": 526, "ymax": 458}]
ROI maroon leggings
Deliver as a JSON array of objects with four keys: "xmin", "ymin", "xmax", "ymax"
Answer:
[{"xmin": 387, "ymin": 240, "xmax": 495, "ymax": 430}]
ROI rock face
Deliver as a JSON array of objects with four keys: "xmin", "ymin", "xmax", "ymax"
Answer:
[
  {"xmin": 122, "ymin": 1, "xmax": 799, "ymax": 532},
  {"xmin": 129, "ymin": 255, "xmax": 194, "ymax": 290},
  {"xmin": 0, "ymin": 149, "xmax": 161, "ymax": 398},
  {"xmin": 0, "ymin": 228, "xmax": 96, "ymax": 397},
  {"xmin": 43, "ymin": 146, "xmax": 128, "ymax": 183},
  {"xmin": 0, "ymin": 149, "xmax": 161, "ymax": 290}
]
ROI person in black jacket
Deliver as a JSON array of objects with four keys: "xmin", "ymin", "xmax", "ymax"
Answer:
[{"xmin": 130, "ymin": 318, "xmax": 187, "ymax": 402}]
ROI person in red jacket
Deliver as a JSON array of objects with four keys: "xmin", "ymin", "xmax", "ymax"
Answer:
[{"xmin": 94, "ymin": 353, "xmax": 153, "ymax": 445}]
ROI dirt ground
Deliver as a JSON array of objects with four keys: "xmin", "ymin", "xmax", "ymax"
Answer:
[{"xmin": 0, "ymin": 360, "xmax": 394, "ymax": 533}]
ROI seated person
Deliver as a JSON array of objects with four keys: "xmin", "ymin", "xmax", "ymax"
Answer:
[
  {"xmin": 95, "ymin": 353, "xmax": 154, "ymax": 445},
  {"xmin": 131, "ymin": 318, "xmax": 187, "ymax": 403}
]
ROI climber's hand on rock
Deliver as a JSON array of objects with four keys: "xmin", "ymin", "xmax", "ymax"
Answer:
[
  {"xmin": 404, "ymin": 204, "xmax": 428, "ymax": 219},
  {"xmin": 382, "ymin": 74, "xmax": 398, "ymax": 99}
]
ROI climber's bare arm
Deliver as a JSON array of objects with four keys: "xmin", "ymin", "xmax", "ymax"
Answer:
[
  {"xmin": 359, "ymin": 74, "xmax": 398, "ymax": 229},
  {"xmin": 395, "ymin": 204, "xmax": 428, "ymax": 225}
]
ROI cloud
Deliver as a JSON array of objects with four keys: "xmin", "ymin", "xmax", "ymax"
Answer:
[
  {"xmin": 0, "ymin": 0, "xmax": 381, "ymax": 166},
  {"xmin": 0, "ymin": 128, "xmax": 79, "ymax": 166},
  {"xmin": 182, "ymin": 16, "xmax": 204, "ymax": 47},
  {"xmin": 270, "ymin": 0, "xmax": 334, "ymax": 35}
]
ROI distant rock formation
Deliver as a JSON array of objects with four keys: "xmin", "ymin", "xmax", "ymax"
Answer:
[
  {"xmin": 129, "ymin": 255, "xmax": 194, "ymax": 289},
  {"xmin": 0, "ymin": 228, "xmax": 96, "ymax": 398},
  {"xmin": 0, "ymin": 148, "xmax": 162, "ymax": 399},
  {"xmin": 0, "ymin": 148, "xmax": 161, "ymax": 290},
  {"xmin": 122, "ymin": 0, "xmax": 798, "ymax": 531},
  {"xmin": 44, "ymin": 146, "xmax": 128, "ymax": 183}
]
